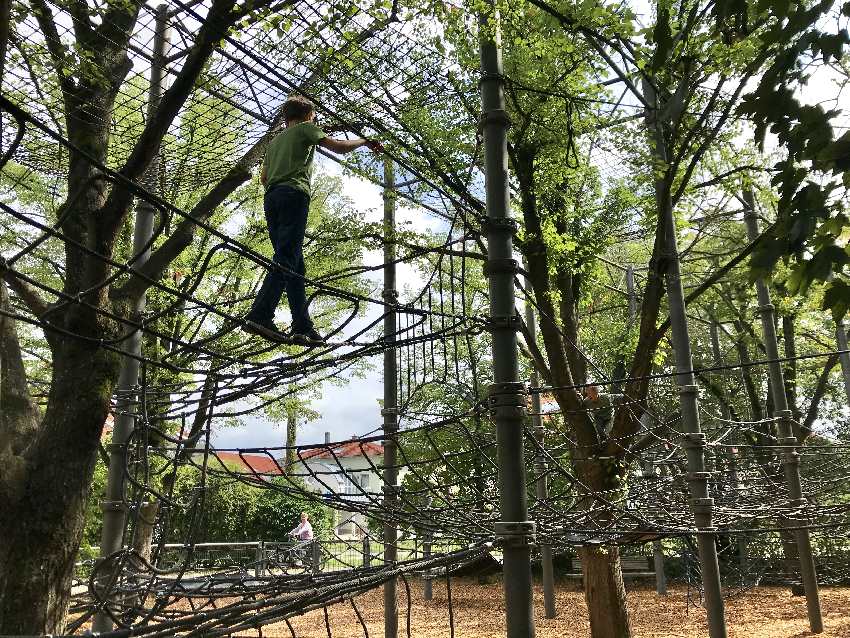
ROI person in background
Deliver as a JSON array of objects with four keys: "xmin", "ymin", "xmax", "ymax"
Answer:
[
  {"xmin": 243, "ymin": 95, "xmax": 383, "ymax": 345},
  {"xmin": 289, "ymin": 511, "xmax": 314, "ymax": 541},
  {"xmin": 289, "ymin": 511, "xmax": 314, "ymax": 567},
  {"xmin": 583, "ymin": 384, "xmax": 624, "ymax": 441}
]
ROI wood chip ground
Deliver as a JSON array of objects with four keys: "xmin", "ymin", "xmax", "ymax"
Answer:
[{"xmin": 250, "ymin": 580, "xmax": 850, "ymax": 638}]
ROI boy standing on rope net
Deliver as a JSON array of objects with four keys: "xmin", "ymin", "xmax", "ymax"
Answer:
[{"xmin": 244, "ymin": 95, "xmax": 383, "ymax": 345}]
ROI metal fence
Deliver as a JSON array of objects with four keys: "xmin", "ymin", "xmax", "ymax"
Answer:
[
  {"xmin": 75, "ymin": 541, "xmax": 318, "ymax": 583},
  {"xmin": 74, "ymin": 536, "xmax": 468, "ymax": 584}
]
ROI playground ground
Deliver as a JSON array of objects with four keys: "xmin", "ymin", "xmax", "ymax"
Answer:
[{"xmin": 265, "ymin": 579, "xmax": 850, "ymax": 638}]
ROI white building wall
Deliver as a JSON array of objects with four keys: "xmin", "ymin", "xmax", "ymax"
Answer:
[{"xmin": 291, "ymin": 453, "xmax": 386, "ymax": 538}]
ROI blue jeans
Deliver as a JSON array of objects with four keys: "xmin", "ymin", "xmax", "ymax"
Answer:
[{"xmin": 248, "ymin": 185, "xmax": 313, "ymax": 332}]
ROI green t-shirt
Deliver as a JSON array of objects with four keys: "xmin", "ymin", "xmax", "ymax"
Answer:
[{"xmin": 263, "ymin": 122, "xmax": 326, "ymax": 195}]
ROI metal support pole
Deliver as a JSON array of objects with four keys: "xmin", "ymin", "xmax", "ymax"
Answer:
[
  {"xmin": 93, "ymin": 8, "xmax": 169, "ymax": 632},
  {"xmin": 523, "ymin": 264, "xmax": 555, "ymax": 619},
  {"xmin": 255, "ymin": 540, "xmax": 266, "ymax": 577},
  {"xmin": 711, "ymin": 322, "xmax": 748, "ymax": 572},
  {"xmin": 479, "ymin": 7, "xmax": 535, "ymax": 638},
  {"xmin": 710, "ymin": 322, "xmax": 732, "ymax": 421},
  {"xmin": 652, "ymin": 541, "xmax": 667, "ymax": 595},
  {"xmin": 626, "ymin": 266, "xmax": 637, "ymax": 323},
  {"xmin": 658, "ymin": 164, "xmax": 727, "ymax": 638},
  {"xmin": 835, "ymin": 320, "xmax": 850, "ymax": 405},
  {"xmin": 363, "ymin": 536, "xmax": 371, "ymax": 569},
  {"xmin": 743, "ymin": 191, "xmax": 823, "ymax": 633},
  {"xmin": 382, "ymin": 158, "xmax": 399, "ymax": 638},
  {"xmin": 312, "ymin": 539, "xmax": 321, "ymax": 574},
  {"xmin": 423, "ymin": 532, "xmax": 433, "ymax": 601}
]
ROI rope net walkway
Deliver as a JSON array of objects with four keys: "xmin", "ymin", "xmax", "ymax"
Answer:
[{"xmin": 1, "ymin": 0, "xmax": 849, "ymax": 636}]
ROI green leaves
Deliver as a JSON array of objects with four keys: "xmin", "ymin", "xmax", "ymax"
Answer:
[
  {"xmin": 650, "ymin": 7, "xmax": 673, "ymax": 72},
  {"xmin": 823, "ymin": 278, "xmax": 850, "ymax": 322},
  {"xmin": 758, "ymin": 0, "xmax": 791, "ymax": 19},
  {"xmin": 738, "ymin": 1, "xmax": 850, "ymax": 315},
  {"xmin": 749, "ymin": 233, "xmax": 785, "ymax": 281},
  {"xmin": 713, "ymin": 0, "xmax": 750, "ymax": 43},
  {"xmin": 815, "ymin": 29, "xmax": 850, "ymax": 63},
  {"xmin": 819, "ymin": 131, "xmax": 850, "ymax": 175}
]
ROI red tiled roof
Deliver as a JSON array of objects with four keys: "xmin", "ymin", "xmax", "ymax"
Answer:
[
  {"xmin": 214, "ymin": 439, "xmax": 384, "ymax": 473},
  {"xmin": 301, "ymin": 440, "xmax": 384, "ymax": 460},
  {"xmin": 214, "ymin": 452, "xmax": 283, "ymax": 475}
]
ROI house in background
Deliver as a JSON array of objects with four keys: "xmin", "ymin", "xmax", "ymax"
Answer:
[
  {"xmin": 214, "ymin": 450, "xmax": 286, "ymax": 476},
  {"xmin": 214, "ymin": 433, "xmax": 385, "ymax": 538},
  {"xmin": 295, "ymin": 435, "xmax": 384, "ymax": 538}
]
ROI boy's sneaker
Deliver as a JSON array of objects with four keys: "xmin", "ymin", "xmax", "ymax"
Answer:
[
  {"xmin": 243, "ymin": 318, "xmax": 286, "ymax": 342},
  {"xmin": 291, "ymin": 328, "xmax": 325, "ymax": 345}
]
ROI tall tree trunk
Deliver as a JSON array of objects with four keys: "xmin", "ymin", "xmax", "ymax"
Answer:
[
  {"xmin": 734, "ymin": 317, "xmax": 806, "ymax": 595},
  {"xmin": 131, "ymin": 501, "xmax": 160, "ymax": 564},
  {"xmin": 576, "ymin": 461, "xmax": 632, "ymax": 638},
  {"xmin": 781, "ymin": 314, "xmax": 804, "ymax": 434},
  {"xmin": 733, "ymin": 321, "xmax": 764, "ymax": 423},
  {"xmin": 580, "ymin": 546, "xmax": 630, "ymax": 636},
  {"xmin": 0, "ymin": 280, "xmax": 39, "ymax": 457},
  {"xmin": 1, "ymin": 108, "xmax": 122, "ymax": 632},
  {"xmin": 0, "ymin": 338, "xmax": 119, "ymax": 633},
  {"xmin": 0, "ymin": 0, "xmax": 266, "ymax": 631}
]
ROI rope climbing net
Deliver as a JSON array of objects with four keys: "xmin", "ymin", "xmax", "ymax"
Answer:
[{"xmin": 1, "ymin": 0, "xmax": 850, "ymax": 636}]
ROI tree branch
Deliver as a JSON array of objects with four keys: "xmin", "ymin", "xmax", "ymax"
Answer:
[
  {"xmin": 692, "ymin": 164, "xmax": 767, "ymax": 190},
  {"xmin": 732, "ymin": 320, "xmax": 765, "ymax": 423},
  {"xmin": 512, "ymin": 144, "xmax": 597, "ymax": 449},
  {"xmin": 0, "ymin": 258, "xmax": 49, "ymax": 317},
  {"xmin": 522, "ymin": 0, "xmax": 651, "ymax": 109},
  {"xmin": 801, "ymin": 353, "xmax": 840, "ymax": 440},
  {"xmin": 100, "ymin": 0, "xmax": 240, "ymax": 234},
  {"xmin": 696, "ymin": 371, "xmax": 741, "ymax": 423},
  {"xmin": 66, "ymin": 0, "xmax": 95, "ymax": 47},
  {"xmin": 0, "ymin": 279, "xmax": 40, "ymax": 457},
  {"xmin": 517, "ymin": 315, "xmax": 552, "ymax": 386},
  {"xmin": 112, "ymin": 6, "xmax": 398, "ymax": 301},
  {"xmin": 652, "ymin": 222, "xmax": 773, "ymax": 342},
  {"xmin": 29, "ymin": 0, "xmax": 77, "ymax": 104}
]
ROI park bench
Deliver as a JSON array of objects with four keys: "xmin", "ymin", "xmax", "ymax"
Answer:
[{"xmin": 565, "ymin": 555, "xmax": 656, "ymax": 580}]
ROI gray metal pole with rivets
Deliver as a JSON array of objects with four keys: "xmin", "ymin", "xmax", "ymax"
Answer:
[
  {"xmin": 93, "ymin": 7, "xmax": 169, "ymax": 632},
  {"xmin": 479, "ymin": 5, "xmax": 535, "ymax": 637},
  {"xmin": 834, "ymin": 320, "xmax": 850, "ymax": 405},
  {"xmin": 382, "ymin": 158, "xmax": 399, "ymax": 638},
  {"xmin": 523, "ymin": 264, "xmax": 555, "ymax": 618},
  {"xmin": 710, "ymin": 321, "xmax": 748, "ymax": 571},
  {"xmin": 742, "ymin": 190, "xmax": 822, "ymax": 633},
  {"xmin": 422, "ymin": 496, "xmax": 433, "ymax": 601},
  {"xmin": 658, "ymin": 162, "xmax": 727, "ymax": 638}
]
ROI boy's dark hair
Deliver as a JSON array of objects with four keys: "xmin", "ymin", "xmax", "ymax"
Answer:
[{"xmin": 283, "ymin": 96, "xmax": 315, "ymax": 123}]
